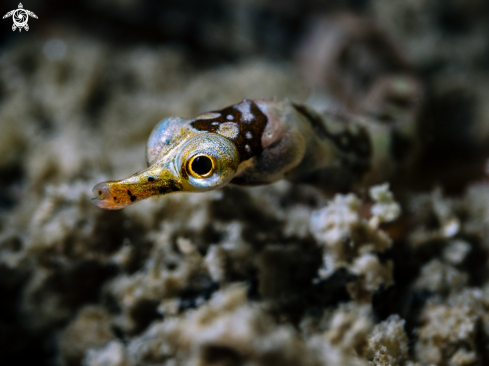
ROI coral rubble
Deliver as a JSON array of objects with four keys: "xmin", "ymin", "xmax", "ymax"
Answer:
[{"xmin": 1, "ymin": 2, "xmax": 489, "ymax": 366}]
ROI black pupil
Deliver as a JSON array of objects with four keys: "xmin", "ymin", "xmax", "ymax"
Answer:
[{"xmin": 192, "ymin": 156, "xmax": 213, "ymax": 176}]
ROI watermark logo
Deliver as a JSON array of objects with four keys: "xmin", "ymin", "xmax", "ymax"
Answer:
[{"xmin": 3, "ymin": 3, "xmax": 37, "ymax": 32}]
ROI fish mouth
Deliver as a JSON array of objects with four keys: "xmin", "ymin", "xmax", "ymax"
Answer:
[{"xmin": 91, "ymin": 165, "xmax": 183, "ymax": 210}]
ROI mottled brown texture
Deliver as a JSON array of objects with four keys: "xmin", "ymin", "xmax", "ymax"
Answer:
[
  {"xmin": 191, "ymin": 100, "xmax": 268, "ymax": 163},
  {"xmin": 293, "ymin": 104, "xmax": 372, "ymax": 177}
]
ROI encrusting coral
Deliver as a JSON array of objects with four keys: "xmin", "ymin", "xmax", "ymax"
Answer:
[
  {"xmin": 310, "ymin": 184, "xmax": 398, "ymax": 303},
  {"xmin": 366, "ymin": 315, "xmax": 409, "ymax": 366}
]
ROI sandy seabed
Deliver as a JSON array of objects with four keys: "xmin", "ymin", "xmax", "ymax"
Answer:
[{"xmin": 1, "ymin": 1, "xmax": 489, "ymax": 365}]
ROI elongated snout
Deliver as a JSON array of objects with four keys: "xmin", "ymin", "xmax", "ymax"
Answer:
[{"xmin": 91, "ymin": 164, "xmax": 183, "ymax": 210}]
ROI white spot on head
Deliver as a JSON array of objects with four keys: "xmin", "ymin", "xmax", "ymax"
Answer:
[
  {"xmin": 242, "ymin": 113, "xmax": 255, "ymax": 124},
  {"xmin": 196, "ymin": 112, "xmax": 221, "ymax": 120},
  {"xmin": 211, "ymin": 121, "xmax": 219, "ymax": 126},
  {"xmin": 245, "ymin": 145, "xmax": 251, "ymax": 152},
  {"xmin": 218, "ymin": 122, "xmax": 239, "ymax": 139},
  {"xmin": 245, "ymin": 131, "xmax": 252, "ymax": 139},
  {"xmin": 226, "ymin": 114, "xmax": 233, "ymax": 120},
  {"xmin": 235, "ymin": 101, "xmax": 255, "ymax": 124}
]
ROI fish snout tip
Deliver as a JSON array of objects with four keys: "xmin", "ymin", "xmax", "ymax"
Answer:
[{"xmin": 91, "ymin": 182, "xmax": 122, "ymax": 210}]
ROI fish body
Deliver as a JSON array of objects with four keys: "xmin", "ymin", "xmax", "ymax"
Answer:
[{"xmin": 92, "ymin": 98, "xmax": 411, "ymax": 209}]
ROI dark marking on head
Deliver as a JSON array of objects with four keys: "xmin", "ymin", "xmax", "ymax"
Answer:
[
  {"xmin": 293, "ymin": 103, "xmax": 372, "ymax": 177},
  {"xmin": 191, "ymin": 101, "xmax": 268, "ymax": 163},
  {"xmin": 180, "ymin": 164, "xmax": 189, "ymax": 180},
  {"xmin": 158, "ymin": 181, "xmax": 183, "ymax": 195},
  {"xmin": 147, "ymin": 177, "xmax": 155, "ymax": 182},
  {"xmin": 113, "ymin": 197, "xmax": 117, "ymax": 201},
  {"xmin": 127, "ymin": 189, "xmax": 137, "ymax": 202}
]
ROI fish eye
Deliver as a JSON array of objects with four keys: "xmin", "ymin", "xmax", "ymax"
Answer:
[{"xmin": 188, "ymin": 154, "xmax": 214, "ymax": 178}]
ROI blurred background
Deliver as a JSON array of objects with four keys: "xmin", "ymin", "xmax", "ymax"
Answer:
[{"xmin": 1, "ymin": 0, "xmax": 489, "ymax": 365}]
